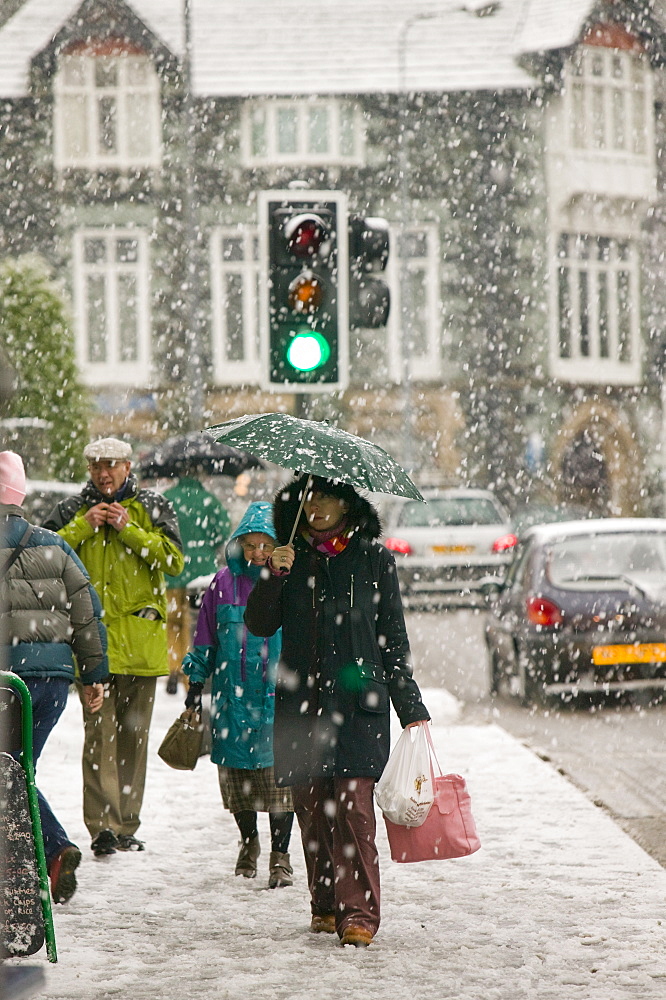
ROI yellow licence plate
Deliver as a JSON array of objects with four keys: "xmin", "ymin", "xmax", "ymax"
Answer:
[
  {"xmin": 592, "ymin": 643, "xmax": 666, "ymax": 666},
  {"xmin": 431, "ymin": 544, "xmax": 475, "ymax": 555}
]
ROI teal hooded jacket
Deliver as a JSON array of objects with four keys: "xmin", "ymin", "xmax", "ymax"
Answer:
[{"xmin": 182, "ymin": 502, "xmax": 281, "ymax": 769}]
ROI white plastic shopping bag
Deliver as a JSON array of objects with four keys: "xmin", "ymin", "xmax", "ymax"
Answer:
[{"xmin": 374, "ymin": 724, "xmax": 434, "ymax": 827}]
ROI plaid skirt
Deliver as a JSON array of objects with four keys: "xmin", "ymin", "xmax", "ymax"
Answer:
[{"xmin": 217, "ymin": 765, "xmax": 293, "ymax": 814}]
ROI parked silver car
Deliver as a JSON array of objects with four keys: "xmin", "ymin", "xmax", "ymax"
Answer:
[{"xmin": 383, "ymin": 488, "xmax": 516, "ymax": 609}]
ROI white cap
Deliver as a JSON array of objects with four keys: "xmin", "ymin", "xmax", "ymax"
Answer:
[{"xmin": 83, "ymin": 437, "xmax": 133, "ymax": 462}]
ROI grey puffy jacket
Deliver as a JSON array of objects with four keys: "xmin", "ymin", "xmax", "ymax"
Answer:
[{"xmin": 1, "ymin": 505, "xmax": 108, "ymax": 683}]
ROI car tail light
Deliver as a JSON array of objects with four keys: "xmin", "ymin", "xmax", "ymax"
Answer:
[
  {"xmin": 526, "ymin": 596, "xmax": 563, "ymax": 628},
  {"xmin": 385, "ymin": 537, "xmax": 412, "ymax": 555},
  {"xmin": 492, "ymin": 533, "xmax": 518, "ymax": 553}
]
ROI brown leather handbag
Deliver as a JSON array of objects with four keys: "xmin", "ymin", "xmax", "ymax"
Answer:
[{"xmin": 157, "ymin": 709, "xmax": 204, "ymax": 770}]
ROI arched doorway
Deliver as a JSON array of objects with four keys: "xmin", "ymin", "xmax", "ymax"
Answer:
[
  {"xmin": 560, "ymin": 427, "xmax": 611, "ymax": 514},
  {"xmin": 552, "ymin": 401, "xmax": 641, "ymax": 516}
]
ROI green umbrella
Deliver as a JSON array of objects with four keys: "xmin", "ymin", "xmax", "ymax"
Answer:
[{"xmin": 208, "ymin": 413, "xmax": 423, "ymax": 539}]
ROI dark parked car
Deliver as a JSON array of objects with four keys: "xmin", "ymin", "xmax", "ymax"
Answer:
[
  {"xmin": 485, "ymin": 518, "xmax": 666, "ymax": 703},
  {"xmin": 383, "ymin": 488, "xmax": 516, "ymax": 609}
]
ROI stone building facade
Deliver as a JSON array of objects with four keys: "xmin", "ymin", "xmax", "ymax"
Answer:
[{"xmin": 0, "ymin": 0, "xmax": 665, "ymax": 513}]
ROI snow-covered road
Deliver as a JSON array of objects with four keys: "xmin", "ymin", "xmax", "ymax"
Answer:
[{"xmin": 8, "ymin": 685, "xmax": 666, "ymax": 999}]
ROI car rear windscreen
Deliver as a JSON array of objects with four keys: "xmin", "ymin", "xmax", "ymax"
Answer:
[
  {"xmin": 548, "ymin": 532, "xmax": 666, "ymax": 589},
  {"xmin": 398, "ymin": 498, "xmax": 504, "ymax": 528}
]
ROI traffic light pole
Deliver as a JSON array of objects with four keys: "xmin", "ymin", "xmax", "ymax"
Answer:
[
  {"xmin": 397, "ymin": 12, "xmax": 437, "ymax": 472},
  {"xmin": 294, "ymin": 393, "xmax": 308, "ymax": 419},
  {"xmin": 182, "ymin": 0, "xmax": 204, "ymax": 429}
]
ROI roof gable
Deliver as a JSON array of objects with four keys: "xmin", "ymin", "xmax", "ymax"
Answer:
[
  {"xmin": 33, "ymin": 0, "xmax": 178, "ymax": 81},
  {"xmin": 514, "ymin": 0, "xmax": 598, "ymax": 55},
  {"xmin": 0, "ymin": 0, "xmax": 181, "ymax": 96}
]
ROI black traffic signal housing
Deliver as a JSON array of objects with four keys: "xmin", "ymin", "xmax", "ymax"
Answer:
[
  {"xmin": 348, "ymin": 216, "xmax": 390, "ymax": 329},
  {"xmin": 259, "ymin": 190, "xmax": 349, "ymax": 392}
]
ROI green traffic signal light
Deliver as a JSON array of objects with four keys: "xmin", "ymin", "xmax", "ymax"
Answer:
[{"xmin": 286, "ymin": 328, "xmax": 332, "ymax": 372}]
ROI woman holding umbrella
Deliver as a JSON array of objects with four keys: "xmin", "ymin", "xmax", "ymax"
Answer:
[{"xmin": 244, "ymin": 473, "xmax": 430, "ymax": 947}]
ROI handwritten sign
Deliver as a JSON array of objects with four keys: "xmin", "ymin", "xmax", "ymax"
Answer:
[{"xmin": 0, "ymin": 753, "xmax": 44, "ymax": 958}]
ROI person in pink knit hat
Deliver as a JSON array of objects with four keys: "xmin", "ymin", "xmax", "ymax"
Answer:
[
  {"xmin": 1, "ymin": 450, "xmax": 108, "ymax": 903},
  {"xmin": 0, "ymin": 450, "xmax": 26, "ymax": 504}
]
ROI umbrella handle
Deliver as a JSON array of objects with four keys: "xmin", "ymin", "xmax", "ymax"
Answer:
[{"xmin": 288, "ymin": 474, "xmax": 313, "ymax": 545}]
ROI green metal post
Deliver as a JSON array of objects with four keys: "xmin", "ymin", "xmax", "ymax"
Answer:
[{"xmin": 0, "ymin": 671, "xmax": 57, "ymax": 962}]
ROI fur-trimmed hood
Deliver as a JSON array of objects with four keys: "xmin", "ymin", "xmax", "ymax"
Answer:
[{"xmin": 272, "ymin": 474, "xmax": 381, "ymax": 546}]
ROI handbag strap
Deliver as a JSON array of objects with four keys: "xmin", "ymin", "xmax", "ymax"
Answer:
[
  {"xmin": 423, "ymin": 723, "xmax": 443, "ymax": 777},
  {"xmin": 0, "ymin": 522, "xmax": 34, "ymax": 577}
]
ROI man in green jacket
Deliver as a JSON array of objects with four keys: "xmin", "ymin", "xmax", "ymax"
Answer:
[
  {"xmin": 162, "ymin": 476, "xmax": 231, "ymax": 693},
  {"xmin": 44, "ymin": 437, "xmax": 184, "ymax": 856}
]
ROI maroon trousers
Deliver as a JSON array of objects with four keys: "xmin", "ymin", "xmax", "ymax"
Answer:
[{"xmin": 291, "ymin": 777, "xmax": 380, "ymax": 936}]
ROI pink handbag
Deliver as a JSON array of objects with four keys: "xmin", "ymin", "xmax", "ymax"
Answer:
[{"xmin": 383, "ymin": 727, "xmax": 481, "ymax": 863}]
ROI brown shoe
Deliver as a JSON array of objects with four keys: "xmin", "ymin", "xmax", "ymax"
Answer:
[
  {"xmin": 310, "ymin": 914, "xmax": 336, "ymax": 934},
  {"xmin": 235, "ymin": 835, "xmax": 260, "ymax": 877},
  {"xmin": 340, "ymin": 924, "xmax": 374, "ymax": 948}
]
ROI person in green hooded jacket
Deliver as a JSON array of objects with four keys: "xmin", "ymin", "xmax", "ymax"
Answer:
[
  {"xmin": 161, "ymin": 476, "xmax": 231, "ymax": 694},
  {"xmin": 44, "ymin": 437, "xmax": 184, "ymax": 857}
]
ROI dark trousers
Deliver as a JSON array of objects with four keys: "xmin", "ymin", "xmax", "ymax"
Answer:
[
  {"xmin": 11, "ymin": 677, "xmax": 73, "ymax": 867},
  {"xmin": 291, "ymin": 777, "xmax": 380, "ymax": 936}
]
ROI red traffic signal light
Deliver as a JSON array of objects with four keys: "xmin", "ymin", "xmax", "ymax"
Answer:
[{"xmin": 284, "ymin": 214, "xmax": 331, "ymax": 260}]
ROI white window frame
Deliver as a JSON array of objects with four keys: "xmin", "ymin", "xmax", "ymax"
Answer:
[
  {"xmin": 73, "ymin": 227, "xmax": 151, "ymax": 386},
  {"xmin": 54, "ymin": 52, "xmax": 162, "ymax": 171},
  {"xmin": 241, "ymin": 98, "xmax": 364, "ymax": 167},
  {"xmin": 210, "ymin": 226, "xmax": 260, "ymax": 385},
  {"xmin": 387, "ymin": 223, "xmax": 441, "ymax": 383},
  {"xmin": 549, "ymin": 231, "xmax": 641, "ymax": 385},
  {"xmin": 564, "ymin": 46, "xmax": 653, "ymax": 162}
]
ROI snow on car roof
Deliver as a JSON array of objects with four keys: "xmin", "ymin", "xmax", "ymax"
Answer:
[
  {"xmin": 525, "ymin": 518, "xmax": 666, "ymax": 544},
  {"xmin": 417, "ymin": 487, "xmax": 503, "ymax": 499}
]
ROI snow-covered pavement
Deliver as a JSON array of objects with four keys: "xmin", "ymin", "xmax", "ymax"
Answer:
[{"xmin": 8, "ymin": 685, "xmax": 666, "ymax": 1000}]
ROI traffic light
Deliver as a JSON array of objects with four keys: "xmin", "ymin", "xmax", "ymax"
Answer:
[
  {"xmin": 259, "ymin": 190, "xmax": 349, "ymax": 392},
  {"xmin": 348, "ymin": 216, "xmax": 390, "ymax": 329}
]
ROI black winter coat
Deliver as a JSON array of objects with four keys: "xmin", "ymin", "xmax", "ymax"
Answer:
[{"xmin": 244, "ymin": 485, "xmax": 429, "ymax": 786}]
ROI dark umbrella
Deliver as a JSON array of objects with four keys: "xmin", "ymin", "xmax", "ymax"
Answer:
[
  {"xmin": 137, "ymin": 431, "xmax": 263, "ymax": 480},
  {"xmin": 208, "ymin": 412, "xmax": 423, "ymax": 542}
]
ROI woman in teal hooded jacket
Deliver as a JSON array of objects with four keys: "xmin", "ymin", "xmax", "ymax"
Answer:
[{"xmin": 182, "ymin": 501, "xmax": 294, "ymax": 888}]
